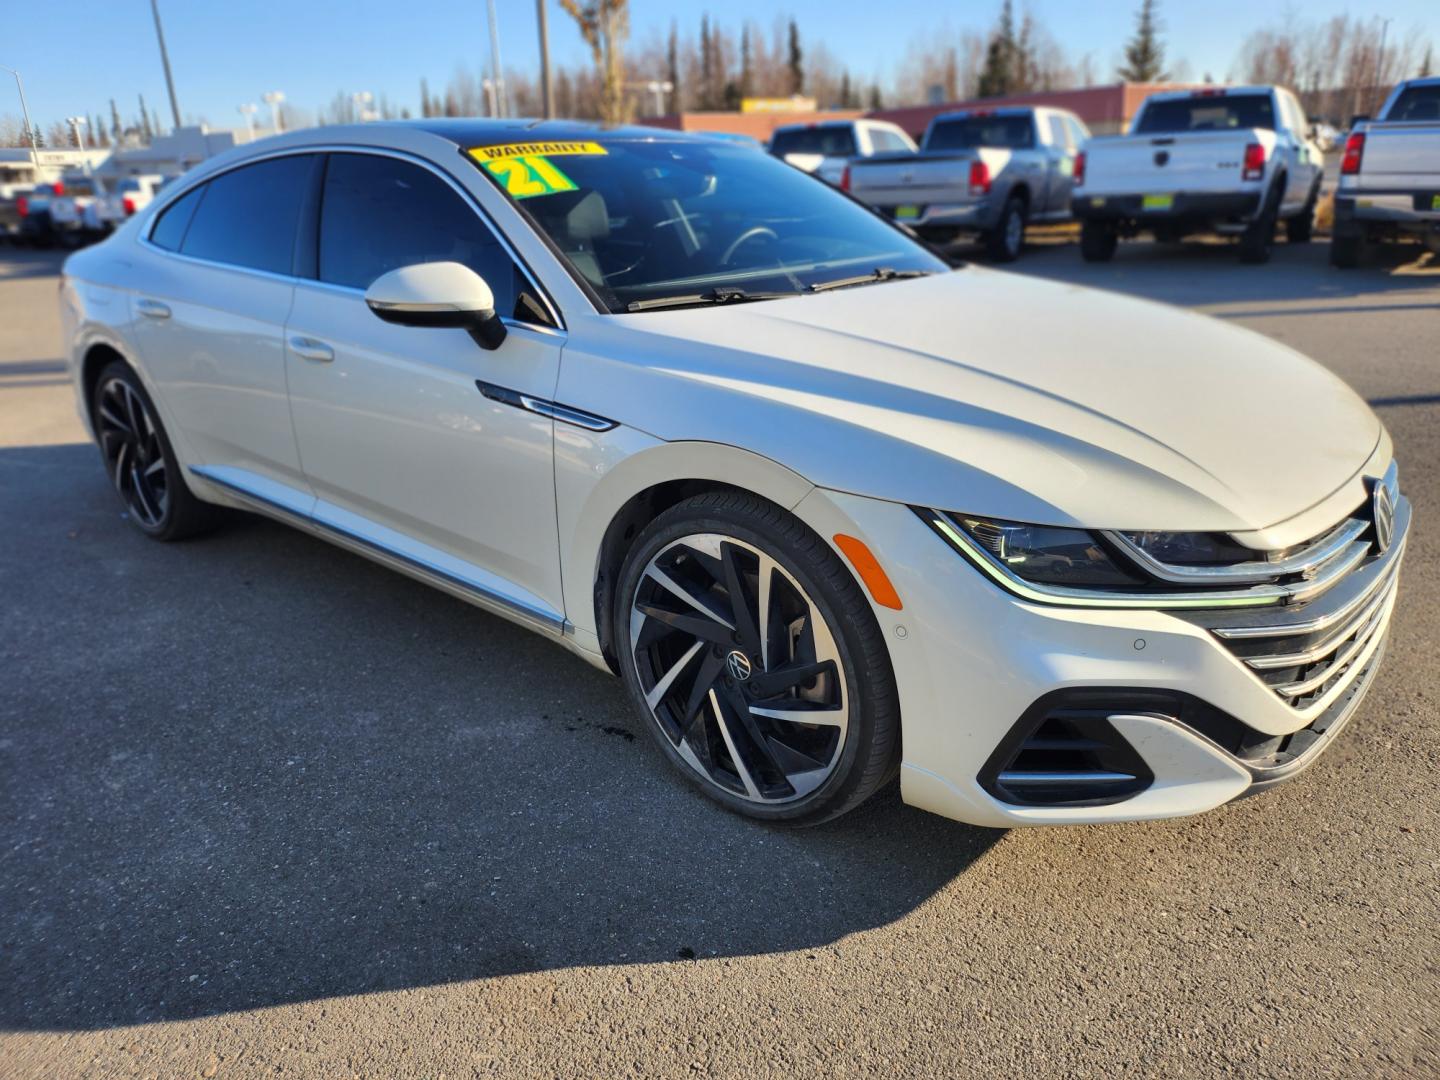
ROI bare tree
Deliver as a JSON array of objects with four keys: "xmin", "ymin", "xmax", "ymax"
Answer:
[{"xmin": 561, "ymin": 0, "xmax": 632, "ymax": 124}]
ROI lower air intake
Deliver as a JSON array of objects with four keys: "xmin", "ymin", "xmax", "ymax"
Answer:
[{"xmin": 981, "ymin": 707, "xmax": 1154, "ymax": 807}]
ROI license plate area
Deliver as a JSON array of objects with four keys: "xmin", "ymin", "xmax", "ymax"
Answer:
[
  {"xmin": 1142, "ymin": 194, "xmax": 1175, "ymax": 212},
  {"xmin": 893, "ymin": 205, "xmax": 922, "ymax": 220}
]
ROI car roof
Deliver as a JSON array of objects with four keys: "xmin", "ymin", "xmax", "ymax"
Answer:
[{"xmin": 401, "ymin": 117, "xmax": 703, "ymax": 146}]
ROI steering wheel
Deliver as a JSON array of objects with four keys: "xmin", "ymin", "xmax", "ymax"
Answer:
[{"xmin": 720, "ymin": 226, "xmax": 779, "ymax": 266}]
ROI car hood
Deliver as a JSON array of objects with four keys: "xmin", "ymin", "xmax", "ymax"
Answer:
[{"xmin": 562, "ymin": 267, "xmax": 1382, "ymax": 534}]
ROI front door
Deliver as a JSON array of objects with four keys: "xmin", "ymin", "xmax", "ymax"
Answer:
[{"xmin": 283, "ymin": 151, "xmax": 566, "ymax": 620}]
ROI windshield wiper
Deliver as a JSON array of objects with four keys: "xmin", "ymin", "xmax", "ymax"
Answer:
[
  {"xmin": 625, "ymin": 286, "xmax": 794, "ymax": 312},
  {"xmin": 808, "ymin": 267, "xmax": 935, "ymax": 293}
]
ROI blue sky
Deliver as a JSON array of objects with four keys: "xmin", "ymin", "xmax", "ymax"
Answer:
[{"xmin": 5, "ymin": 1, "xmax": 1438, "ymax": 132}]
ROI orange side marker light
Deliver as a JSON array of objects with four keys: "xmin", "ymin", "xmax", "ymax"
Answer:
[{"xmin": 833, "ymin": 534, "xmax": 904, "ymax": 611}]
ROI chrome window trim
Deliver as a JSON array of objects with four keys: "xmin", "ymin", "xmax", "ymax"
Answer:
[
  {"xmin": 138, "ymin": 143, "xmax": 565, "ymax": 333},
  {"xmin": 1102, "ymin": 517, "xmax": 1368, "ymax": 585}
]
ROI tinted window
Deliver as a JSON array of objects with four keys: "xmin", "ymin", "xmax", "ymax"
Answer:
[
  {"xmin": 1386, "ymin": 84, "xmax": 1440, "ymax": 122},
  {"xmin": 149, "ymin": 184, "xmax": 205, "ymax": 251},
  {"xmin": 1135, "ymin": 94, "xmax": 1275, "ymax": 134},
  {"xmin": 926, "ymin": 115, "xmax": 1035, "ymax": 150},
  {"xmin": 317, "ymin": 153, "xmax": 517, "ymax": 316},
  {"xmin": 769, "ymin": 126, "xmax": 858, "ymax": 158},
  {"xmin": 180, "ymin": 154, "xmax": 314, "ymax": 273}
]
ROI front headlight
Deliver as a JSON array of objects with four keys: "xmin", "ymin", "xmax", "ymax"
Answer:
[
  {"xmin": 1120, "ymin": 530, "xmax": 1253, "ymax": 565},
  {"xmin": 954, "ymin": 517, "xmax": 1143, "ymax": 587}
]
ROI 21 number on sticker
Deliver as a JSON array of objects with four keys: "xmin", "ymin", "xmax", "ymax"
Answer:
[{"xmin": 484, "ymin": 155, "xmax": 577, "ymax": 199}]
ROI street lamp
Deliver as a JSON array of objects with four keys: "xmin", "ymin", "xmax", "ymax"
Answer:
[
  {"xmin": 66, "ymin": 116, "xmax": 92, "ymax": 175},
  {"xmin": 645, "ymin": 80, "xmax": 674, "ymax": 117},
  {"xmin": 0, "ymin": 64, "xmax": 40, "ymax": 176},
  {"xmin": 262, "ymin": 90, "xmax": 285, "ymax": 134},
  {"xmin": 238, "ymin": 102, "xmax": 258, "ymax": 140}
]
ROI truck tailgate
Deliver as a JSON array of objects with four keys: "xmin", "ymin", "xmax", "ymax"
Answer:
[
  {"xmin": 1359, "ymin": 125, "xmax": 1440, "ymax": 186},
  {"xmin": 848, "ymin": 152, "xmax": 980, "ymax": 206},
  {"xmin": 1083, "ymin": 131, "xmax": 1270, "ymax": 195}
]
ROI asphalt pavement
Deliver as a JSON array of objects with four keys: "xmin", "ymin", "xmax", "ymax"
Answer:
[{"xmin": 1, "ymin": 238, "xmax": 1437, "ymax": 1079}]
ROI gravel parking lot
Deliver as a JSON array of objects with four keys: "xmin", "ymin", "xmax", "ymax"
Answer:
[{"xmin": 1, "ymin": 239, "xmax": 1437, "ymax": 1079}]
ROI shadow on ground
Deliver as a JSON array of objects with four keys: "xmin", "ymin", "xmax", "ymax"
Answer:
[{"xmin": 0, "ymin": 443, "xmax": 1001, "ymax": 1032}]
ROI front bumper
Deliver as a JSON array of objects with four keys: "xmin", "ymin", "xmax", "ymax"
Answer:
[
  {"xmin": 1073, "ymin": 191, "xmax": 1261, "ymax": 223},
  {"xmin": 797, "ymin": 489, "xmax": 1407, "ymax": 828}
]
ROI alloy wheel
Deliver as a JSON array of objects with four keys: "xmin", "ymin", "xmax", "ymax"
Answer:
[
  {"xmin": 96, "ymin": 377, "xmax": 169, "ymax": 528},
  {"xmin": 1005, "ymin": 205, "xmax": 1023, "ymax": 256},
  {"xmin": 629, "ymin": 532, "xmax": 849, "ymax": 804}
]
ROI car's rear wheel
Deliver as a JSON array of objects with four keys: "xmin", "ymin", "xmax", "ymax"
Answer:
[
  {"xmin": 615, "ymin": 491, "xmax": 900, "ymax": 826},
  {"xmin": 1329, "ymin": 228, "xmax": 1367, "ymax": 268},
  {"xmin": 1286, "ymin": 181, "xmax": 1320, "ymax": 243},
  {"xmin": 93, "ymin": 361, "xmax": 219, "ymax": 541},
  {"xmin": 985, "ymin": 195, "xmax": 1026, "ymax": 262},
  {"xmin": 1239, "ymin": 181, "xmax": 1282, "ymax": 263},
  {"xmin": 1080, "ymin": 219, "xmax": 1118, "ymax": 262}
]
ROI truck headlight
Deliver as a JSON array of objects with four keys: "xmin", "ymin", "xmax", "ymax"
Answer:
[{"xmin": 954, "ymin": 517, "xmax": 1142, "ymax": 587}]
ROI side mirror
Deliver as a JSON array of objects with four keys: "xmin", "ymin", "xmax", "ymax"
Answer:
[{"xmin": 364, "ymin": 261, "xmax": 507, "ymax": 351}]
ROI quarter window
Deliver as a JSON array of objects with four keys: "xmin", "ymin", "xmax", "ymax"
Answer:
[
  {"xmin": 149, "ymin": 183, "xmax": 206, "ymax": 251},
  {"xmin": 316, "ymin": 152, "xmax": 519, "ymax": 317},
  {"xmin": 178, "ymin": 154, "xmax": 315, "ymax": 274}
]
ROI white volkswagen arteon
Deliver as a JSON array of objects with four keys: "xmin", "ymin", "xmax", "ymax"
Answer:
[{"xmin": 60, "ymin": 121, "xmax": 1409, "ymax": 828}]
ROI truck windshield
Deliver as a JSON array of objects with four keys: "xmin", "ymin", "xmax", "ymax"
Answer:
[
  {"xmin": 1135, "ymin": 95, "xmax": 1275, "ymax": 134},
  {"xmin": 469, "ymin": 137, "xmax": 946, "ymax": 313},
  {"xmin": 1385, "ymin": 84, "xmax": 1440, "ymax": 122},
  {"xmin": 768, "ymin": 126, "xmax": 858, "ymax": 158},
  {"xmin": 925, "ymin": 115, "xmax": 1035, "ymax": 150}
]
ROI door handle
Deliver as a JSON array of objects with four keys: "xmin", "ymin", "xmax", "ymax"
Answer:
[
  {"xmin": 136, "ymin": 299, "xmax": 171, "ymax": 320},
  {"xmin": 289, "ymin": 336, "xmax": 334, "ymax": 363}
]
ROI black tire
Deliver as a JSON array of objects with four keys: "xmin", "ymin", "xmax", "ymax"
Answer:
[
  {"xmin": 92, "ymin": 360, "xmax": 221, "ymax": 541},
  {"xmin": 1239, "ymin": 181, "xmax": 1282, "ymax": 263},
  {"xmin": 1329, "ymin": 229, "xmax": 1366, "ymax": 269},
  {"xmin": 984, "ymin": 195, "xmax": 1026, "ymax": 262},
  {"xmin": 614, "ymin": 490, "xmax": 901, "ymax": 826},
  {"xmin": 1286, "ymin": 181, "xmax": 1320, "ymax": 243},
  {"xmin": 1080, "ymin": 219, "xmax": 1118, "ymax": 262}
]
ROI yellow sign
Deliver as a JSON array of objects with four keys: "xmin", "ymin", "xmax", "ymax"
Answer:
[
  {"xmin": 741, "ymin": 96, "xmax": 817, "ymax": 113},
  {"xmin": 481, "ymin": 156, "xmax": 577, "ymax": 199},
  {"xmin": 467, "ymin": 141, "xmax": 607, "ymax": 162}
]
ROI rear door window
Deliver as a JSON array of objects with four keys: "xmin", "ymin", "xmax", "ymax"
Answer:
[{"xmin": 179, "ymin": 154, "xmax": 315, "ymax": 274}]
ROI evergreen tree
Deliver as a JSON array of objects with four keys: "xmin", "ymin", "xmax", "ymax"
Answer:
[
  {"xmin": 420, "ymin": 78, "xmax": 432, "ymax": 118},
  {"xmin": 666, "ymin": 21, "xmax": 682, "ymax": 112},
  {"xmin": 700, "ymin": 14, "xmax": 714, "ymax": 109},
  {"xmin": 739, "ymin": 24, "xmax": 753, "ymax": 99},
  {"xmin": 787, "ymin": 19, "xmax": 804, "ymax": 96},
  {"xmin": 109, "ymin": 98, "xmax": 123, "ymax": 142},
  {"xmin": 1118, "ymin": 0, "xmax": 1167, "ymax": 83},
  {"xmin": 867, "ymin": 83, "xmax": 883, "ymax": 110},
  {"xmin": 139, "ymin": 95, "xmax": 154, "ymax": 141},
  {"xmin": 977, "ymin": 0, "xmax": 1019, "ymax": 98},
  {"xmin": 1420, "ymin": 45, "xmax": 1434, "ymax": 78}
]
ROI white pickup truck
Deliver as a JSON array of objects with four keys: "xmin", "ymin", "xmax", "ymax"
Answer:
[
  {"xmin": 1073, "ymin": 86, "xmax": 1324, "ymax": 263},
  {"xmin": 83, "ymin": 174, "xmax": 169, "ymax": 235},
  {"xmin": 767, "ymin": 119, "xmax": 917, "ymax": 187},
  {"xmin": 1331, "ymin": 77, "xmax": 1440, "ymax": 267},
  {"xmin": 846, "ymin": 106, "xmax": 1090, "ymax": 261}
]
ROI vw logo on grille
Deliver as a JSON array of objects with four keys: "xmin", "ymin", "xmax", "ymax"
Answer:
[
  {"xmin": 1373, "ymin": 480, "xmax": 1396, "ymax": 554},
  {"xmin": 725, "ymin": 650, "xmax": 753, "ymax": 682}
]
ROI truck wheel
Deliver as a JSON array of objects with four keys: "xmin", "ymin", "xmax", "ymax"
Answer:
[
  {"xmin": 985, "ymin": 195, "xmax": 1026, "ymax": 262},
  {"xmin": 1286, "ymin": 182, "xmax": 1320, "ymax": 243},
  {"xmin": 1080, "ymin": 220, "xmax": 1118, "ymax": 262},
  {"xmin": 1329, "ymin": 230, "xmax": 1367, "ymax": 269},
  {"xmin": 1239, "ymin": 182, "xmax": 1282, "ymax": 264}
]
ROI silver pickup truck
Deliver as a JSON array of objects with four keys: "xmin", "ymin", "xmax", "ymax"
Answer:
[
  {"xmin": 1332, "ymin": 77, "xmax": 1440, "ymax": 267},
  {"xmin": 846, "ymin": 106, "xmax": 1090, "ymax": 261}
]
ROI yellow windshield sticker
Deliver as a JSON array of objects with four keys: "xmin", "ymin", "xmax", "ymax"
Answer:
[
  {"xmin": 468, "ymin": 141, "xmax": 607, "ymax": 163},
  {"xmin": 480, "ymin": 155, "xmax": 578, "ymax": 199}
]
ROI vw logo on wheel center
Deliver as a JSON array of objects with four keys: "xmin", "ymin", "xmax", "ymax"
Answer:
[{"xmin": 726, "ymin": 650, "xmax": 754, "ymax": 682}]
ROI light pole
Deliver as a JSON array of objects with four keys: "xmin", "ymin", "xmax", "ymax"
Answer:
[
  {"xmin": 66, "ymin": 116, "xmax": 91, "ymax": 174},
  {"xmin": 536, "ymin": 0, "xmax": 553, "ymax": 119},
  {"xmin": 238, "ymin": 102, "xmax": 258, "ymax": 140},
  {"xmin": 149, "ymin": 0, "xmax": 183, "ymax": 130},
  {"xmin": 486, "ymin": 0, "xmax": 507, "ymax": 117},
  {"xmin": 1, "ymin": 65, "xmax": 40, "ymax": 176},
  {"xmin": 263, "ymin": 90, "xmax": 285, "ymax": 134},
  {"xmin": 645, "ymin": 80, "xmax": 674, "ymax": 117},
  {"xmin": 482, "ymin": 78, "xmax": 498, "ymax": 118},
  {"xmin": 1374, "ymin": 18, "xmax": 1393, "ymax": 116}
]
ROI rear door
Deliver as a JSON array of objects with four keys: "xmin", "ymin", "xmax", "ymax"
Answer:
[
  {"xmin": 283, "ymin": 150, "xmax": 566, "ymax": 620},
  {"xmin": 130, "ymin": 153, "xmax": 318, "ymax": 512}
]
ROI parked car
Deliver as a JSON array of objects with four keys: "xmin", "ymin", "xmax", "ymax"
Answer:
[
  {"xmin": 60, "ymin": 120, "xmax": 1408, "ymax": 829},
  {"xmin": 0, "ymin": 181, "xmax": 34, "ymax": 238},
  {"xmin": 767, "ymin": 118, "xmax": 917, "ymax": 186},
  {"xmin": 846, "ymin": 105, "xmax": 1090, "ymax": 261},
  {"xmin": 84, "ymin": 174, "xmax": 169, "ymax": 235},
  {"xmin": 1308, "ymin": 118, "xmax": 1341, "ymax": 153},
  {"xmin": 1331, "ymin": 77, "xmax": 1440, "ymax": 267},
  {"xmin": 1073, "ymin": 86, "xmax": 1324, "ymax": 263},
  {"xmin": 15, "ymin": 180, "xmax": 63, "ymax": 246},
  {"xmin": 46, "ymin": 174, "xmax": 104, "ymax": 246}
]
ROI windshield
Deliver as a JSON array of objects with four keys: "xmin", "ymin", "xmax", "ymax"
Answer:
[
  {"xmin": 470, "ymin": 137, "xmax": 946, "ymax": 313},
  {"xmin": 768, "ymin": 126, "xmax": 858, "ymax": 158},
  {"xmin": 1386, "ymin": 84, "xmax": 1440, "ymax": 122},
  {"xmin": 1135, "ymin": 94, "xmax": 1275, "ymax": 134},
  {"xmin": 925, "ymin": 115, "xmax": 1035, "ymax": 151}
]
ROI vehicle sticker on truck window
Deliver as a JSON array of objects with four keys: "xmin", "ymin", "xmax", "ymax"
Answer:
[{"xmin": 467, "ymin": 142, "xmax": 607, "ymax": 200}]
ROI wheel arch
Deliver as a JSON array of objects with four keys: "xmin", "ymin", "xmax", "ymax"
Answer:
[{"xmin": 80, "ymin": 341, "xmax": 129, "ymax": 431}]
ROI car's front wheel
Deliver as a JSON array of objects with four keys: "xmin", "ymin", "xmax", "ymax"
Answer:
[
  {"xmin": 92, "ymin": 360, "xmax": 219, "ymax": 541},
  {"xmin": 615, "ymin": 491, "xmax": 900, "ymax": 825}
]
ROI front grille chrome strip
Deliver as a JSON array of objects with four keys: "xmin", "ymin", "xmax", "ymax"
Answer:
[
  {"xmin": 1271, "ymin": 596, "xmax": 1395, "ymax": 700},
  {"xmin": 1245, "ymin": 573, "xmax": 1400, "ymax": 670}
]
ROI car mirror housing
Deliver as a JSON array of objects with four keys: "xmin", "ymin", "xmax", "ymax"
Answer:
[{"xmin": 364, "ymin": 261, "xmax": 507, "ymax": 351}]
